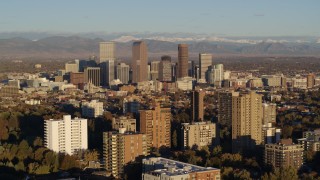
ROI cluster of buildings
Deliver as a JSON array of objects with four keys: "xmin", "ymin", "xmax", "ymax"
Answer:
[{"xmin": 2, "ymin": 40, "xmax": 320, "ymax": 179}]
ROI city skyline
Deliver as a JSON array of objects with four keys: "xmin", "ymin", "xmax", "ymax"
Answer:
[{"xmin": 1, "ymin": 1, "xmax": 320, "ymax": 36}]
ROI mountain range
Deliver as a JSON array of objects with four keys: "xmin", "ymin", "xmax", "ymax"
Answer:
[{"xmin": 0, "ymin": 34, "xmax": 320, "ymax": 60}]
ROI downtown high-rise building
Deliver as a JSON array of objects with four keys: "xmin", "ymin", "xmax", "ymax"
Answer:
[
  {"xmin": 116, "ymin": 63, "xmax": 130, "ymax": 84},
  {"xmin": 190, "ymin": 90, "xmax": 205, "ymax": 122},
  {"xmin": 44, "ymin": 115, "xmax": 88, "ymax": 155},
  {"xmin": 100, "ymin": 60, "xmax": 115, "ymax": 86},
  {"xmin": 150, "ymin": 61, "xmax": 160, "ymax": 81},
  {"xmin": 177, "ymin": 44, "xmax": 188, "ymax": 78},
  {"xmin": 232, "ymin": 91, "xmax": 263, "ymax": 153},
  {"xmin": 159, "ymin": 55, "xmax": 172, "ymax": 82},
  {"xmin": 139, "ymin": 102, "xmax": 171, "ymax": 149},
  {"xmin": 99, "ymin": 42, "xmax": 115, "ymax": 63},
  {"xmin": 84, "ymin": 67, "xmax": 101, "ymax": 86},
  {"xmin": 212, "ymin": 64, "xmax": 224, "ymax": 87},
  {"xmin": 188, "ymin": 60, "xmax": 195, "ymax": 78},
  {"xmin": 199, "ymin": 53, "xmax": 212, "ymax": 82},
  {"xmin": 132, "ymin": 41, "xmax": 148, "ymax": 83}
]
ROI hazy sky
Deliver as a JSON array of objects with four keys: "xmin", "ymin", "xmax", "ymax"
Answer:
[{"xmin": 1, "ymin": 0, "xmax": 319, "ymax": 36}]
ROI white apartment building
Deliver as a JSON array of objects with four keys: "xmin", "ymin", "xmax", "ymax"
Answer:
[
  {"xmin": 82, "ymin": 100, "xmax": 104, "ymax": 118},
  {"xmin": 44, "ymin": 115, "xmax": 88, "ymax": 155}
]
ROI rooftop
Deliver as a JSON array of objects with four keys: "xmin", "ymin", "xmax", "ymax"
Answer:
[{"xmin": 143, "ymin": 157, "xmax": 219, "ymax": 176}]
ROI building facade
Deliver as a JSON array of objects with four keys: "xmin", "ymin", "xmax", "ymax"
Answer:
[
  {"xmin": 190, "ymin": 90, "xmax": 205, "ymax": 122},
  {"xmin": 44, "ymin": 115, "xmax": 88, "ymax": 155},
  {"xmin": 139, "ymin": 102, "xmax": 171, "ymax": 148},
  {"xmin": 116, "ymin": 63, "xmax": 130, "ymax": 84},
  {"xmin": 100, "ymin": 60, "xmax": 115, "ymax": 86},
  {"xmin": 232, "ymin": 91, "xmax": 263, "ymax": 153},
  {"xmin": 81, "ymin": 100, "xmax": 104, "ymax": 118},
  {"xmin": 159, "ymin": 55, "xmax": 172, "ymax": 82},
  {"xmin": 262, "ymin": 103, "xmax": 277, "ymax": 125},
  {"xmin": 298, "ymin": 129, "xmax": 320, "ymax": 152},
  {"xmin": 112, "ymin": 116, "xmax": 136, "ymax": 132},
  {"xmin": 264, "ymin": 139, "xmax": 304, "ymax": 169},
  {"xmin": 181, "ymin": 121, "xmax": 216, "ymax": 149},
  {"xmin": 103, "ymin": 130, "xmax": 148, "ymax": 178},
  {"xmin": 84, "ymin": 67, "xmax": 101, "ymax": 86},
  {"xmin": 218, "ymin": 91, "xmax": 239, "ymax": 126},
  {"xmin": 199, "ymin": 53, "xmax": 212, "ymax": 82},
  {"xmin": 132, "ymin": 41, "xmax": 148, "ymax": 83},
  {"xmin": 99, "ymin": 42, "xmax": 115, "ymax": 63},
  {"xmin": 177, "ymin": 44, "xmax": 188, "ymax": 78}
]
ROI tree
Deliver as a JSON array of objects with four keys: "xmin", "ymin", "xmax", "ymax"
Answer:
[
  {"xmin": 0, "ymin": 119, "xmax": 9, "ymax": 140},
  {"xmin": 84, "ymin": 150, "xmax": 99, "ymax": 162},
  {"xmin": 282, "ymin": 126, "xmax": 293, "ymax": 139},
  {"xmin": 211, "ymin": 146, "xmax": 222, "ymax": 156},
  {"xmin": 33, "ymin": 137, "xmax": 43, "ymax": 147},
  {"xmin": 14, "ymin": 161, "xmax": 25, "ymax": 172},
  {"xmin": 59, "ymin": 154, "xmax": 79, "ymax": 170}
]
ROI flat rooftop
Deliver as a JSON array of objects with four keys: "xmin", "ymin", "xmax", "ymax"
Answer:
[{"xmin": 143, "ymin": 157, "xmax": 219, "ymax": 176}]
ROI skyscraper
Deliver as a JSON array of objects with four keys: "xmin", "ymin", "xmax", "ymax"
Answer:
[
  {"xmin": 190, "ymin": 90, "xmax": 205, "ymax": 122},
  {"xmin": 132, "ymin": 41, "xmax": 148, "ymax": 83},
  {"xmin": 213, "ymin": 64, "xmax": 224, "ymax": 87},
  {"xmin": 150, "ymin": 61, "xmax": 160, "ymax": 81},
  {"xmin": 44, "ymin": 115, "xmax": 88, "ymax": 155},
  {"xmin": 177, "ymin": 44, "xmax": 188, "ymax": 78},
  {"xmin": 232, "ymin": 91, "xmax": 263, "ymax": 153},
  {"xmin": 84, "ymin": 67, "xmax": 101, "ymax": 86},
  {"xmin": 159, "ymin": 55, "xmax": 172, "ymax": 82},
  {"xmin": 100, "ymin": 60, "xmax": 115, "ymax": 86},
  {"xmin": 99, "ymin": 42, "xmax": 115, "ymax": 63},
  {"xmin": 199, "ymin": 53, "xmax": 212, "ymax": 82},
  {"xmin": 188, "ymin": 60, "xmax": 195, "ymax": 78},
  {"xmin": 139, "ymin": 102, "xmax": 171, "ymax": 148},
  {"xmin": 116, "ymin": 63, "xmax": 130, "ymax": 84}
]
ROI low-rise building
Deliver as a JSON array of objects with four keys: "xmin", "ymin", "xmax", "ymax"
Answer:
[{"xmin": 142, "ymin": 157, "xmax": 220, "ymax": 180}]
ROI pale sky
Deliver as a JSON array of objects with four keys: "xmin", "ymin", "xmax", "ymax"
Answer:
[{"xmin": 1, "ymin": 0, "xmax": 319, "ymax": 36}]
